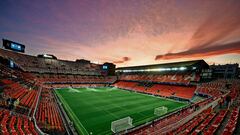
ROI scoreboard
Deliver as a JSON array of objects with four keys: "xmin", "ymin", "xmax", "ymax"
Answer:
[{"xmin": 2, "ymin": 39, "xmax": 25, "ymax": 53}]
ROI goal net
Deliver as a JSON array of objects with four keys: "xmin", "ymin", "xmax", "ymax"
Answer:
[
  {"xmin": 154, "ymin": 106, "xmax": 168, "ymax": 116},
  {"xmin": 111, "ymin": 116, "xmax": 133, "ymax": 133}
]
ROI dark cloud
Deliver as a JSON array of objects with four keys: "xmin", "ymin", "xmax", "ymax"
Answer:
[
  {"xmin": 113, "ymin": 57, "xmax": 131, "ymax": 64},
  {"xmin": 155, "ymin": 41, "xmax": 240, "ymax": 60},
  {"xmin": 188, "ymin": 1, "xmax": 240, "ymax": 49}
]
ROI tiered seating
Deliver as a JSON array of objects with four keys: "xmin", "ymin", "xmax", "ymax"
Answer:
[
  {"xmin": 20, "ymin": 90, "xmax": 37, "ymax": 108},
  {"xmin": 131, "ymin": 84, "xmax": 146, "ymax": 92},
  {"xmin": 230, "ymin": 80, "xmax": 240, "ymax": 107},
  {"xmin": 192, "ymin": 113, "xmax": 216, "ymax": 134},
  {"xmin": 3, "ymin": 82, "xmax": 37, "ymax": 110},
  {"xmin": 113, "ymin": 81, "xmax": 138, "ymax": 89},
  {"xmin": 36, "ymin": 88, "xmax": 65, "ymax": 133},
  {"xmin": 203, "ymin": 109, "xmax": 228, "ymax": 135},
  {"xmin": 196, "ymin": 80, "xmax": 226, "ymax": 97},
  {"xmin": 0, "ymin": 48, "xmax": 102, "ymax": 75},
  {"xmin": 170, "ymin": 107, "xmax": 212, "ymax": 135},
  {"xmin": 35, "ymin": 74, "xmax": 117, "ymax": 84},
  {"xmin": 0, "ymin": 109, "xmax": 38, "ymax": 135},
  {"xmin": 113, "ymin": 81, "xmax": 196, "ymax": 100},
  {"xmin": 0, "ymin": 64, "xmax": 18, "ymax": 78},
  {"xmin": 4, "ymin": 83, "xmax": 27, "ymax": 99},
  {"xmin": 119, "ymin": 72, "xmax": 200, "ymax": 84},
  {"xmin": 0, "ymin": 64, "xmax": 36, "ymax": 84},
  {"xmin": 1, "ymin": 79, "xmax": 14, "ymax": 85},
  {"xmin": 146, "ymin": 84, "xmax": 196, "ymax": 99},
  {"xmin": 222, "ymin": 107, "xmax": 239, "ymax": 135},
  {"xmin": 147, "ymin": 84, "xmax": 173, "ymax": 96},
  {"xmin": 49, "ymin": 83, "xmax": 108, "ymax": 88}
]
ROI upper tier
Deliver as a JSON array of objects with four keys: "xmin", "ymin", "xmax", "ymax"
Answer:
[{"xmin": 0, "ymin": 48, "xmax": 102, "ymax": 75}]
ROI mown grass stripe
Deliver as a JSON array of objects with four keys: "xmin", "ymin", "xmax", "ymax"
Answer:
[
  {"xmin": 56, "ymin": 90, "xmax": 89, "ymax": 135},
  {"xmin": 56, "ymin": 87, "xmax": 188, "ymax": 135}
]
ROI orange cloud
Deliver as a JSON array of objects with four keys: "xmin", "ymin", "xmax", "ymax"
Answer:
[{"xmin": 113, "ymin": 57, "xmax": 131, "ymax": 64}]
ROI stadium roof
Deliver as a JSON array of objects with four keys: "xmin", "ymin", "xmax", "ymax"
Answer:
[{"xmin": 116, "ymin": 60, "xmax": 209, "ymax": 70}]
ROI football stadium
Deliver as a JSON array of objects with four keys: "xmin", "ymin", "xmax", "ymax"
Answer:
[
  {"xmin": 0, "ymin": 1, "xmax": 240, "ymax": 135},
  {"xmin": 0, "ymin": 41, "xmax": 239, "ymax": 135}
]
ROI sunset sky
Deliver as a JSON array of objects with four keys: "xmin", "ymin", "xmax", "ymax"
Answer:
[{"xmin": 0, "ymin": 0, "xmax": 240, "ymax": 67}]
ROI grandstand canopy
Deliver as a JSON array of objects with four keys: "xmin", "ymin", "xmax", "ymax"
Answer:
[{"xmin": 116, "ymin": 60, "xmax": 209, "ymax": 73}]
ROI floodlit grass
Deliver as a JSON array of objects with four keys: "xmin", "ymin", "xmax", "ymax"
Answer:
[{"xmin": 55, "ymin": 87, "xmax": 188, "ymax": 135}]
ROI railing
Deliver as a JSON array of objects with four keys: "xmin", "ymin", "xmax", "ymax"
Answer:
[
  {"xmin": 32, "ymin": 87, "xmax": 47, "ymax": 135},
  {"xmin": 28, "ymin": 89, "xmax": 38, "ymax": 117}
]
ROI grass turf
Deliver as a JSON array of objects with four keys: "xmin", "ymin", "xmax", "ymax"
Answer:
[{"xmin": 55, "ymin": 87, "xmax": 188, "ymax": 135}]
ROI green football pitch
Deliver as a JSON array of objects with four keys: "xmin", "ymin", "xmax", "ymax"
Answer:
[{"xmin": 55, "ymin": 87, "xmax": 188, "ymax": 135}]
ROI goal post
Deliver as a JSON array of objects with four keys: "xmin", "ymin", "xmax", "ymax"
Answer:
[
  {"xmin": 111, "ymin": 116, "xmax": 133, "ymax": 133},
  {"xmin": 154, "ymin": 106, "xmax": 168, "ymax": 116}
]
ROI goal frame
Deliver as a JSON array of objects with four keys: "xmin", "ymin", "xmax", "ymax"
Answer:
[
  {"xmin": 111, "ymin": 116, "xmax": 133, "ymax": 133},
  {"xmin": 154, "ymin": 106, "xmax": 168, "ymax": 116}
]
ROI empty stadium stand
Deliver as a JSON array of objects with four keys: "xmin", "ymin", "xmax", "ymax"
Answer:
[
  {"xmin": 116, "ymin": 60, "xmax": 207, "ymax": 85},
  {"xmin": 113, "ymin": 81, "xmax": 196, "ymax": 100},
  {"xmin": 196, "ymin": 79, "xmax": 226, "ymax": 97},
  {"xmin": 0, "ymin": 48, "xmax": 102, "ymax": 75},
  {"xmin": 0, "ymin": 109, "xmax": 38, "ymax": 135},
  {"xmin": 36, "ymin": 88, "xmax": 65, "ymax": 133},
  {"xmin": 34, "ymin": 73, "xmax": 116, "ymax": 84},
  {"xmin": 1, "ymin": 81, "xmax": 38, "ymax": 115},
  {"xmin": 118, "ymin": 72, "xmax": 200, "ymax": 85},
  {"xmin": 170, "ymin": 107, "xmax": 212, "ymax": 135},
  {"xmin": 222, "ymin": 107, "xmax": 239, "ymax": 135}
]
